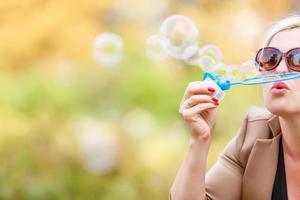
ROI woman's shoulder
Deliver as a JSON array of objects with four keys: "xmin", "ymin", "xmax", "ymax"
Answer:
[
  {"xmin": 219, "ymin": 107, "xmax": 276, "ymax": 168},
  {"xmin": 245, "ymin": 106, "xmax": 274, "ymax": 122},
  {"xmin": 237, "ymin": 107, "xmax": 276, "ymax": 167}
]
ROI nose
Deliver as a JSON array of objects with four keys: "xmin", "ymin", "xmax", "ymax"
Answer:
[{"xmin": 275, "ymin": 58, "xmax": 289, "ymax": 73}]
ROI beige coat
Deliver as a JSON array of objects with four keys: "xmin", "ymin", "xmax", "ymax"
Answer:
[{"xmin": 172, "ymin": 110, "xmax": 283, "ymax": 200}]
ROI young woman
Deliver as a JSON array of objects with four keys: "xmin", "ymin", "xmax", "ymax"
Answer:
[{"xmin": 170, "ymin": 15, "xmax": 300, "ymax": 200}]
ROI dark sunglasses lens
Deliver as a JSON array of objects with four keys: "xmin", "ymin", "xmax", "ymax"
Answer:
[
  {"xmin": 287, "ymin": 49, "xmax": 300, "ymax": 71},
  {"xmin": 256, "ymin": 48, "xmax": 281, "ymax": 71}
]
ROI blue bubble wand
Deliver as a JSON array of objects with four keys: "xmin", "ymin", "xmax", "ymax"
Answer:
[{"xmin": 203, "ymin": 71, "xmax": 300, "ymax": 91}]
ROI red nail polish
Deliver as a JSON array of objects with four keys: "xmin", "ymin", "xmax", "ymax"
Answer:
[
  {"xmin": 213, "ymin": 101, "xmax": 219, "ymax": 106},
  {"xmin": 212, "ymin": 97, "xmax": 218, "ymax": 103},
  {"xmin": 208, "ymin": 87, "xmax": 215, "ymax": 93}
]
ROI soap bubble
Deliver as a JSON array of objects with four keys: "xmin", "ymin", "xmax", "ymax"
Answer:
[
  {"xmin": 184, "ymin": 48, "xmax": 203, "ymax": 66},
  {"xmin": 93, "ymin": 32, "xmax": 123, "ymax": 67},
  {"xmin": 211, "ymin": 60, "xmax": 261, "ymax": 82},
  {"xmin": 227, "ymin": 64, "xmax": 244, "ymax": 81},
  {"xmin": 145, "ymin": 34, "xmax": 168, "ymax": 61},
  {"xmin": 237, "ymin": 60, "xmax": 260, "ymax": 80},
  {"xmin": 185, "ymin": 45, "xmax": 224, "ymax": 71},
  {"xmin": 198, "ymin": 55, "xmax": 218, "ymax": 72},
  {"xmin": 199, "ymin": 44, "xmax": 224, "ymax": 61},
  {"xmin": 241, "ymin": 60, "xmax": 260, "ymax": 74},
  {"xmin": 160, "ymin": 15, "xmax": 199, "ymax": 60},
  {"xmin": 260, "ymin": 70, "xmax": 273, "ymax": 76},
  {"xmin": 211, "ymin": 63, "xmax": 231, "ymax": 79}
]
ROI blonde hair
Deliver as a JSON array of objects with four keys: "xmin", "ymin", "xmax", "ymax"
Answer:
[{"xmin": 263, "ymin": 14, "xmax": 300, "ymax": 47}]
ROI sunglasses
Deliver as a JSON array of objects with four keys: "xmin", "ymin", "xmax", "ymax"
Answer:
[{"xmin": 255, "ymin": 47, "xmax": 300, "ymax": 72}]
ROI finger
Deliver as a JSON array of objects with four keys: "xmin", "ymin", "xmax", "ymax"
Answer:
[
  {"xmin": 181, "ymin": 81, "xmax": 215, "ymax": 104},
  {"xmin": 181, "ymin": 103, "xmax": 217, "ymax": 121},
  {"xmin": 180, "ymin": 95, "xmax": 217, "ymax": 111}
]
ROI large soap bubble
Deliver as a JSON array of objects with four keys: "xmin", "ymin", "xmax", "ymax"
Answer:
[
  {"xmin": 240, "ymin": 60, "xmax": 260, "ymax": 74},
  {"xmin": 93, "ymin": 32, "xmax": 124, "ymax": 67},
  {"xmin": 160, "ymin": 15, "xmax": 199, "ymax": 60},
  {"xmin": 198, "ymin": 55, "xmax": 218, "ymax": 72},
  {"xmin": 145, "ymin": 34, "xmax": 168, "ymax": 61},
  {"xmin": 185, "ymin": 44, "xmax": 224, "ymax": 69},
  {"xmin": 226, "ymin": 64, "xmax": 244, "ymax": 82},
  {"xmin": 185, "ymin": 48, "xmax": 203, "ymax": 66},
  {"xmin": 211, "ymin": 63, "xmax": 232, "ymax": 80},
  {"xmin": 146, "ymin": 15, "xmax": 266, "ymax": 85},
  {"xmin": 198, "ymin": 44, "xmax": 224, "ymax": 61}
]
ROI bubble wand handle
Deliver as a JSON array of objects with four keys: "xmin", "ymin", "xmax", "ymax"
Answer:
[{"xmin": 202, "ymin": 72, "xmax": 231, "ymax": 91}]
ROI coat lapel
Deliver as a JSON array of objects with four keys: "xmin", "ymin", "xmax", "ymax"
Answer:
[{"xmin": 242, "ymin": 115, "xmax": 281, "ymax": 200}]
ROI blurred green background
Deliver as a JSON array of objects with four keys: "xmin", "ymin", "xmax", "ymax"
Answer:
[{"xmin": 0, "ymin": 0, "xmax": 298, "ymax": 199}]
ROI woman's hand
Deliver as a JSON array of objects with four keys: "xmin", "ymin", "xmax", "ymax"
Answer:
[{"xmin": 179, "ymin": 81, "xmax": 218, "ymax": 144}]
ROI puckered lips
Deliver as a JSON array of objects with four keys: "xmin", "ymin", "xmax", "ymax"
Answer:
[{"xmin": 270, "ymin": 82, "xmax": 289, "ymax": 95}]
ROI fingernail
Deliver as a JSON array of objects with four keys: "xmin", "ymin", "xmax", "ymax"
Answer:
[
  {"xmin": 213, "ymin": 101, "xmax": 219, "ymax": 106},
  {"xmin": 212, "ymin": 97, "xmax": 219, "ymax": 103},
  {"xmin": 208, "ymin": 87, "xmax": 215, "ymax": 93}
]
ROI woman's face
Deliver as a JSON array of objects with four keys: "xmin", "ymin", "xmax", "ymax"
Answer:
[{"xmin": 263, "ymin": 28, "xmax": 300, "ymax": 117}]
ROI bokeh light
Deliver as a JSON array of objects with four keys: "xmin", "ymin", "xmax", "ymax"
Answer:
[{"xmin": 75, "ymin": 118, "xmax": 120, "ymax": 174}]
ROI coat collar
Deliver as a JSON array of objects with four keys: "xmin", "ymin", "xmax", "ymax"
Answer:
[
  {"xmin": 243, "ymin": 115, "xmax": 282, "ymax": 200},
  {"xmin": 268, "ymin": 115, "xmax": 281, "ymax": 137}
]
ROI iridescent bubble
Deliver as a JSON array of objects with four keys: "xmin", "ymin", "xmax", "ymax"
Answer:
[
  {"xmin": 199, "ymin": 44, "xmax": 224, "ymax": 61},
  {"xmin": 160, "ymin": 15, "xmax": 199, "ymax": 60},
  {"xmin": 211, "ymin": 63, "xmax": 232, "ymax": 79},
  {"xmin": 198, "ymin": 55, "xmax": 217, "ymax": 72},
  {"xmin": 145, "ymin": 34, "xmax": 168, "ymax": 61},
  {"xmin": 240, "ymin": 60, "xmax": 256, "ymax": 73},
  {"xmin": 260, "ymin": 70, "xmax": 273, "ymax": 76},
  {"xmin": 184, "ymin": 48, "xmax": 202, "ymax": 66},
  {"xmin": 240, "ymin": 60, "xmax": 260, "ymax": 77},
  {"xmin": 93, "ymin": 32, "xmax": 123, "ymax": 67},
  {"xmin": 227, "ymin": 64, "xmax": 244, "ymax": 81}
]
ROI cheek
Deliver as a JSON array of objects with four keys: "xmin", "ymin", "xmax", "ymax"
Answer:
[
  {"xmin": 262, "ymin": 84, "xmax": 271, "ymax": 103},
  {"xmin": 286, "ymin": 79, "xmax": 300, "ymax": 98},
  {"xmin": 262, "ymin": 80, "xmax": 300, "ymax": 114},
  {"xmin": 293, "ymin": 79, "xmax": 300, "ymax": 90}
]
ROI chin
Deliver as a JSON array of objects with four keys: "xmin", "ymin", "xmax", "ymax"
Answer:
[
  {"xmin": 264, "ymin": 92, "xmax": 300, "ymax": 116},
  {"xmin": 267, "ymin": 107, "xmax": 290, "ymax": 117},
  {"xmin": 266, "ymin": 103, "xmax": 299, "ymax": 117}
]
